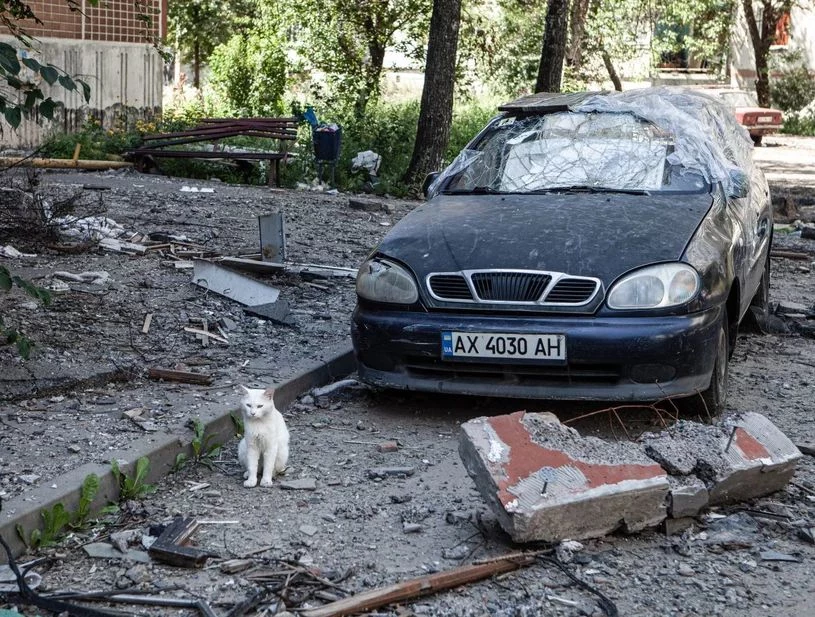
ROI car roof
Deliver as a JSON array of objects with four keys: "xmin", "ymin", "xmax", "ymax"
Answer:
[{"xmin": 498, "ymin": 91, "xmax": 606, "ymax": 113}]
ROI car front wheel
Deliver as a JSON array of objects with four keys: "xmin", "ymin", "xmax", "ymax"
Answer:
[{"xmin": 686, "ymin": 316, "xmax": 729, "ymax": 417}]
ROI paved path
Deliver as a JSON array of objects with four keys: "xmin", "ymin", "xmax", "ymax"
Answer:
[{"xmin": 755, "ymin": 134, "xmax": 815, "ymax": 187}]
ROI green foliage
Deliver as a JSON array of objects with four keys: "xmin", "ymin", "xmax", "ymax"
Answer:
[
  {"xmin": 41, "ymin": 118, "xmax": 143, "ymax": 160},
  {"xmin": 770, "ymin": 50, "xmax": 815, "ymax": 112},
  {"xmin": 207, "ymin": 4, "xmax": 288, "ymax": 118},
  {"xmin": 174, "ymin": 418, "xmax": 223, "ymax": 471},
  {"xmin": 111, "ymin": 457, "xmax": 156, "ymax": 501},
  {"xmin": 71, "ymin": 473, "xmax": 100, "ymax": 529},
  {"xmin": 1, "ymin": 265, "xmax": 52, "ymax": 359},
  {"xmin": 780, "ymin": 111, "xmax": 815, "ymax": 136},
  {"xmin": 0, "ymin": 42, "xmax": 91, "ymax": 128},
  {"xmin": 15, "ymin": 472, "xmax": 101, "ymax": 550},
  {"xmin": 230, "ymin": 410, "xmax": 245, "ymax": 438}
]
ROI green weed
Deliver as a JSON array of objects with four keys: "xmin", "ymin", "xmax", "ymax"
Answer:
[
  {"xmin": 174, "ymin": 418, "xmax": 223, "ymax": 472},
  {"xmin": 111, "ymin": 456, "xmax": 155, "ymax": 501}
]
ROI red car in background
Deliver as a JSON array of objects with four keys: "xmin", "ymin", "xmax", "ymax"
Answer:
[{"xmin": 715, "ymin": 89, "xmax": 784, "ymax": 146}]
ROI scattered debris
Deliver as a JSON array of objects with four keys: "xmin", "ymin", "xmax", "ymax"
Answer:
[
  {"xmin": 192, "ymin": 259, "xmax": 281, "ymax": 306},
  {"xmin": 147, "ymin": 367, "xmax": 214, "ymax": 386},
  {"xmin": 181, "ymin": 186, "xmax": 216, "ymax": 193},
  {"xmin": 147, "ymin": 517, "xmax": 215, "ymax": 568},
  {"xmin": 141, "ymin": 313, "xmax": 153, "ymax": 334},
  {"xmin": 98, "ymin": 237, "xmax": 148, "ymax": 254},
  {"xmin": 312, "ymin": 378, "xmax": 359, "ymax": 399},
  {"xmin": 367, "ymin": 467, "xmax": 416, "ymax": 480},
  {"xmin": 259, "ymin": 212, "xmax": 287, "ymax": 262},
  {"xmin": 279, "ymin": 478, "xmax": 318, "ymax": 491},
  {"xmin": 82, "ymin": 542, "xmax": 151, "ymax": 563},
  {"xmin": 299, "ymin": 552, "xmax": 538, "ymax": 617}
]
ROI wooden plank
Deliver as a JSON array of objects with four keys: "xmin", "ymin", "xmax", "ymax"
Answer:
[
  {"xmin": 300, "ymin": 554, "xmax": 537, "ymax": 617},
  {"xmin": 184, "ymin": 327, "xmax": 228, "ymax": 344},
  {"xmin": 147, "ymin": 517, "xmax": 214, "ymax": 568},
  {"xmin": 147, "ymin": 368, "xmax": 213, "ymax": 385}
]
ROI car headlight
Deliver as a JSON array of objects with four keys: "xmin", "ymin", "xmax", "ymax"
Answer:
[
  {"xmin": 607, "ymin": 263, "xmax": 699, "ymax": 310},
  {"xmin": 356, "ymin": 258, "xmax": 419, "ymax": 304}
]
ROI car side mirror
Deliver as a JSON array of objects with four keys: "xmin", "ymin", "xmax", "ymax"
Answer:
[
  {"xmin": 422, "ymin": 172, "xmax": 441, "ymax": 198},
  {"xmin": 727, "ymin": 169, "xmax": 749, "ymax": 199}
]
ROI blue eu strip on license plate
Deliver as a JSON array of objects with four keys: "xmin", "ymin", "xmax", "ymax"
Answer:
[{"xmin": 441, "ymin": 331, "xmax": 566, "ymax": 361}]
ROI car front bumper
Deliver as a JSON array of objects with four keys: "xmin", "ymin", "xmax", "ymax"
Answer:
[{"xmin": 351, "ymin": 304, "xmax": 724, "ymax": 402}]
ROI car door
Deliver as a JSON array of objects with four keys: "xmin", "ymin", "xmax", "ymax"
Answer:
[{"xmin": 741, "ymin": 166, "xmax": 772, "ymax": 317}]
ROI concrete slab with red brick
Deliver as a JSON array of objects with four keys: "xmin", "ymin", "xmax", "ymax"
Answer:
[
  {"xmin": 460, "ymin": 411, "xmax": 802, "ymax": 543},
  {"xmin": 459, "ymin": 411, "xmax": 670, "ymax": 543}
]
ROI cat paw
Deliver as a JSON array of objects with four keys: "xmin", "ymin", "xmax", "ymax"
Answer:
[
  {"xmin": 260, "ymin": 478, "xmax": 274, "ymax": 488},
  {"xmin": 243, "ymin": 471, "xmax": 249, "ymax": 479},
  {"xmin": 243, "ymin": 478, "xmax": 258, "ymax": 488}
]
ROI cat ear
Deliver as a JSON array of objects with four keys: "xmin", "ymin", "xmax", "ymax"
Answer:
[
  {"xmin": 263, "ymin": 388, "xmax": 275, "ymax": 401},
  {"xmin": 240, "ymin": 384, "xmax": 252, "ymax": 394}
]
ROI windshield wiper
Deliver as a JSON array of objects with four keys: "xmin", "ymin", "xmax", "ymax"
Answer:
[
  {"xmin": 442, "ymin": 186, "xmax": 503, "ymax": 195},
  {"xmin": 530, "ymin": 185, "xmax": 651, "ymax": 196}
]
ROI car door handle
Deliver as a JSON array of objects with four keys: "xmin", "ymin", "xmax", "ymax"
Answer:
[{"xmin": 756, "ymin": 217, "xmax": 769, "ymax": 238}]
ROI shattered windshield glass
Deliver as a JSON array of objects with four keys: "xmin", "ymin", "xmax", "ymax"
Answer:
[{"xmin": 440, "ymin": 112, "xmax": 705, "ymax": 195}]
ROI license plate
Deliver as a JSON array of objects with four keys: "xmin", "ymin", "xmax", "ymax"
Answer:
[
  {"xmin": 441, "ymin": 331, "xmax": 566, "ymax": 360},
  {"xmin": 757, "ymin": 115, "xmax": 773, "ymax": 123}
]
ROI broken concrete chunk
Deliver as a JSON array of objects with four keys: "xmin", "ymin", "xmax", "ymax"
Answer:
[
  {"xmin": 83, "ymin": 542, "xmax": 151, "ymax": 563},
  {"xmin": 668, "ymin": 476, "xmax": 709, "ymax": 518},
  {"xmin": 367, "ymin": 466, "xmax": 416, "ymax": 480},
  {"xmin": 459, "ymin": 411, "xmax": 669, "ymax": 543},
  {"xmin": 279, "ymin": 478, "xmax": 317, "ymax": 491},
  {"xmin": 644, "ymin": 413, "xmax": 801, "ymax": 507}
]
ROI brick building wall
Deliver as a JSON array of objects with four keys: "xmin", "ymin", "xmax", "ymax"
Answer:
[{"xmin": 22, "ymin": 0, "xmax": 166, "ymax": 43}]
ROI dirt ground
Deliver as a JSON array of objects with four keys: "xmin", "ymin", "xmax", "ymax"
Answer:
[{"xmin": 1, "ymin": 135, "xmax": 815, "ymax": 617}]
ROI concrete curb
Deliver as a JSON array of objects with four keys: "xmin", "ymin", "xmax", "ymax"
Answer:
[{"xmin": 0, "ymin": 343, "xmax": 356, "ymax": 563}]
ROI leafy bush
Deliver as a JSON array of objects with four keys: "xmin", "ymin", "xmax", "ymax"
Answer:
[
  {"xmin": 770, "ymin": 50, "xmax": 815, "ymax": 112},
  {"xmin": 290, "ymin": 99, "xmax": 498, "ymax": 195},
  {"xmin": 41, "ymin": 117, "xmax": 142, "ymax": 160},
  {"xmin": 209, "ymin": 33, "xmax": 287, "ymax": 117},
  {"xmin": 780, "ymin": 111, "xmax": 815, "ymax": 136}
]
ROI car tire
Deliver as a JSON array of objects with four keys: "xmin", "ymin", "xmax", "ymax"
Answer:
[
  {"xmin": 752, "ymin": 134, "xmax": 763, "ymax": 147},
  {"xmin": 686, "ymin": 317, "xmax": 729, "ymax": 418},
  {"xmin": 743, "ymin": 252, "xmax": 771, "ymax": 333}
]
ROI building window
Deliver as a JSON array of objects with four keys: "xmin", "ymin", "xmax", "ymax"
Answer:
[{"xmin": 774, "ymin": 12, "xmax": 790, "ymax": 46}]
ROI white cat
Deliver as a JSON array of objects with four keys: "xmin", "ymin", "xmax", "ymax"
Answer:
[{"xmin": 237, "ymin": 385, "xmax": 290, "ymax": 488}]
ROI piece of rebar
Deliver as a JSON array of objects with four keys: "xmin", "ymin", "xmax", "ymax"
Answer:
[{"xmin": 724, "ymin": 426, "xmax": 738, "ymax": 452}]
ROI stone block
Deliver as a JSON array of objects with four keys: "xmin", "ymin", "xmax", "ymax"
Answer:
[
  {"xmin": 459, "ymin": 411, "xmax": 669, "ymax": 543},
  {"xmin": 668, "ymin": 476, "xmax": 709, "ymax": 518}
]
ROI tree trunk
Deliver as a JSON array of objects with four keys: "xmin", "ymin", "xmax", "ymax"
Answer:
[
  {"xmin": 566, "ymin": 0, "xmax": 591, "ymax": 69},
  {"xmin": 193, "ymin": 39, "xmax": 200, "ymax": 90},
  {"xmin": 403, "ymin": 0, "xmax": 462, "ymax": 185},
  {"xmin": 601, "ymin": 50, "xmax": 622, "ymax": 91},
  {"xmin": 535, "ymin": 0, "xmax": 569, "ymax": 92},
  {"xmin": 742, "ymin": 0, "xmax": 788, "ymax": 107},
  {"xmin": 354, "ymin": 41, "xmax": 386, "ymax": 118}
]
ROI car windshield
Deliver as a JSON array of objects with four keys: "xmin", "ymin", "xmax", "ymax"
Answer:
[
  {"xmin": 718, "ymin": 91, "xmax": 759, "ymax": 108},
  {"xmin": 441, "ymin": 112, "xmax": 708, "ymax": 195}
]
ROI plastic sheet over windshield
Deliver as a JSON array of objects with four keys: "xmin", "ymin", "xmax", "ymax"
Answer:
[{"xmin": 437, "ymin": 112, "xmax": 695, "ymax": 196}]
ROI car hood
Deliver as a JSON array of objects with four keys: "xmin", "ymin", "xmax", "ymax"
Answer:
[{"xmin": 377, "ymin": 192, "xmax": 714, "ymax": 284}]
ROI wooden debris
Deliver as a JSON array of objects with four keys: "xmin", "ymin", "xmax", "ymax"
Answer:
[
  {"xmin": 99, "ymin": 237, "xmax": 148, "ymax": 254},
  {"xmin": 184, "ymin": 326, "xmax": 229, "ymax": 344},
  {"xmin": 300, "ymin": 553, "xmax": 537, "ymax": 617},
  {"xmin": 148, "ymin": 517, "xmax": 214, "ymax": 568},
  {"xmin": 220, "ymin": 558, "xmax": 255, "ymax": 574},
  {"xmin": 771, "ymin": 250, "xmax": 812, "ymax": 260},
  {"xmin": 148, "ymin": 368, "xmax": 213, "ymax": 385},
  {"xmin": 142, "ymin": 313, "xmax": 153, "ymax": 334}
]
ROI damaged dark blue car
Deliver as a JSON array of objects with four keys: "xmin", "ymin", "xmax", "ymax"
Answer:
[{"xmin": 351, "ymin": 88, "xmax": 772, "ymax": 414}]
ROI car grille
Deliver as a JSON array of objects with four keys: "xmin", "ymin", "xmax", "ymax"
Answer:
[
  {"xmin": 404, "ymin": 357, "xmax": 620, "ymax": 384},
  {"xmin": 427, "ymin": 270, "xmax": 600, "ymax": 306}
]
